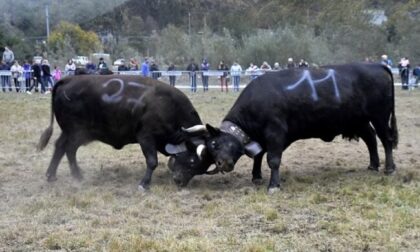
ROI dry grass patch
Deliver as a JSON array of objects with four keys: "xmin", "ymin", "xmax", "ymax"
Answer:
[{"xmin": 1, "ymin": 90, "xmax": 420, "ymax": 250}]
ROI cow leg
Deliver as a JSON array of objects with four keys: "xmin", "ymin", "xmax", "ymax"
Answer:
[
  {"xmin": 45, "ymin": 133, "xmax": 67, "ymax": 181},
  {"xmin": 358, "ymin": 124, "xmax": 380, "ymax": 171},
  {"xmin": 266, "ymin": 151, "xmax": 283, "ymax": 194},
  {"xmin": 138, "ymin": 138, "xmax": 158, "ymax": 191},
  {"xmin": 371, "ymin": 119, "xmax": 396, "ymax": 174},
  {"xmin": 65, "ymin": 140, "xmax": 83, "ymax": 180},
  {"xmin": 252, "ymin": 152, "xmax": 264, "ymax": 185}
]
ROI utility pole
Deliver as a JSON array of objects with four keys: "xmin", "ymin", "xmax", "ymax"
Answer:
[
  {"xmin": 45, "ymin": 4, "xmax": 50, "ymax": 40},
  {"xmin": 188, "ymin": 12, "xmax": 191, "ymax": 47}
]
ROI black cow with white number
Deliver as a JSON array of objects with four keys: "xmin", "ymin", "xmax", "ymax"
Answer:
[
  {"xmin": 171, "ymin": 63, "xmax": 399, "ymax": 193},
  {"xmin": 37, "ymin": 75, "xmax": 211, "ymax": 190}
]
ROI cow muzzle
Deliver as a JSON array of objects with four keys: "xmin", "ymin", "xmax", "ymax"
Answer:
[{"xmin": 215, "ymin": 159, "xmax": 235, "ymax": 173}]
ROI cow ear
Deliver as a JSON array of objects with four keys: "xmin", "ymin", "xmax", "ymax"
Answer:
[
  {"xmin": 206, "ymin": 124, "xmax": 221, "ymax": 136},
  {"xmin": 165, "ymin": 143, "xmax": 187, "ymax": 154}
]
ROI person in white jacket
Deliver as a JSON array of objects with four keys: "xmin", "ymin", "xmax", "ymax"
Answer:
[
  {"xmin": 230, "ymin": 62, "xmax": 242, "ymax": 92},
  {"xmin": 64, "ymin": 59, "xmax": 76, "ymax": 76},
  {"xmin": 10, "ymin": 60, "xmax": 23, "ymax": 92}
]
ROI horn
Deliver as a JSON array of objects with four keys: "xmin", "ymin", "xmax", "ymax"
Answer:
[
  {"xmin": 182, "ymin": 125, "xmax": 206, "ymax": 133},
  {"xmin": 196, "ymin": 144, "xmax": 206, "ymax": 159},
  {"xmin": 205, "ymin": 166, "xmax": 219, "ymax": 175}
]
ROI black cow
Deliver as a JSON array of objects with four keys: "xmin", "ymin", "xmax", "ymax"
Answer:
[
  {"xmin": 172, "ymin": 63, "xmax": 398, "ymax": 193},
  {"xmin": 75, "ymin": 67, "xmax": 114, "ymax": 75},
  {"xmin": 37, "ymin": 75, "xmax": 208, "ymax": 190}
]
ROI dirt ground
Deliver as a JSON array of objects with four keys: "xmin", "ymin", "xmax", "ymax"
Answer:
[{"xmin": 0, "ymin": 87, "xmax": 419, "ymax": 251}]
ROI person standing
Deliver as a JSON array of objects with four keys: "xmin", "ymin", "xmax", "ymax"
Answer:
[
  {"xmin": 117, "ymin": 60, "xmax": 129, "ymax": 72},
  {"xmin": 398, "ymin": 57, "xmax": 410, "ymax": 90},
  {"xmin": 129, "ymin": 58, "xmax": 139, "ymax": 70},
  {"xmin": 381, "ymin": 54, "xmax": 393, "ymax": 68},
  {"xmin": 11, "ymin": 60, "xmax": 23, "ymax": 92},
  {"xmin": 218, "ymin": 60, "xmax": 229, "ymax": 92},
  {"xmin": 150, "ymin": 60, "xmax": 160, "ymax": 79},
  {"xmin": 2, "ymin": 46, "xmax": 15, "ymax": 68},
  {"xmin": 246, "ymin": 63, "xmax": 259, "ymax": 80},
  {"xmin": 85, "ymin": 60, "xmax": 96, "ymax": 74},
  {"xmin": 97, "ymin": 57, "xmax": 108, "ymax": 74},
  {"xmin": 167, "ymin": 63, "xmax": 176, "ymax": 87},
  {"xmin": 201, "ymin": 58, "xmax": 210, "ymax": 92},
  {"xmin": 260, "ymin": 61, "xmax": 272, "ymax": 71},
  {"xmin": 273, "ymin": 62, "xmax": 281, "ymax": 70},
  {"xmin": 186, "ymin": 58, "xmax": 199, "ymax": 92},
  {"xmin": 64, "ymin": 59, "xmax": 76, "ymax": 76},
  {"xmin": 41, "ymin": 59, "xmax": 53, "ymax": 93},
  {"xmin": 23, "ymin": 60, "xmax": 32, "ymax": 91},
  {"xmin": 298, "ymin": 59, "xmax": 309, "ymax": 68},
  {"xmin": 230, "ymin": 61, "xmax": 242, "ymax": 92},
  {"xmin": 141, "ymin": 58, "xmax": 150, "ymax": 77},
  {"xmin": 0, "ymin": 60, "xmax": 12, "ymax": 92},
  {"xmin": 26, "ymin": 61, "xmax": 43, "ymax": 94},
  {"xmin": 286, "ymin": 58, "xmax": 296, "ymax": 69},
  {"xmin": 52, "ymin": 65, "xmax": 62, "ymax": 84}
]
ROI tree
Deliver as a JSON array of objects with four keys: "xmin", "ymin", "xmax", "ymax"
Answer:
[{"xmin": 48, "ymin": 21, "xmax": 101, "ymax": 56}]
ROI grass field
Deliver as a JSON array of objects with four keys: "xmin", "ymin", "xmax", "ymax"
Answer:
[{"xmin": 0, "ymin": 87, "xmax": 420, "ymax": 251}]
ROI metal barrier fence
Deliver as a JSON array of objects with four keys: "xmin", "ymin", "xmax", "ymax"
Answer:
[
  {"xmin": 117, "ymin": 70, "xmax": 265, "ymax": 89},
  {"xmin": 0, "ymin": 68, "xmax": 415, "ymax": 93},
  {"xmin": 0, "ymin": 70, "xmax": 56, "ymax": 93}
]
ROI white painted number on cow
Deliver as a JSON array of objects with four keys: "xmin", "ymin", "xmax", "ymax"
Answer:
[
  {"xmin": 286, "ymin": 69, "xmax": 340, "ymax": 101},
  {"xmin": 101, "ymin": 78, "xmax": 125, "ymax": 103},
  {"xmin": 127, "ymin": 81, "xmax": 149, "ymax": 109},
  {"xmin": 101, "ymin": 79, "xmax": 149, "ymax": 106}
]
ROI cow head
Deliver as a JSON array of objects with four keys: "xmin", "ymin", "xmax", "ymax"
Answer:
[
  {"xmin": 167, "ymin": 140, "xmax": 214, "ymax": 187},
  {"xmin": 165, "ymin": 125, "xmax": 214, "ymax": 187},
  {"xmin": 204, "ymin": 124, "xmax": 245, "ymax": 173}
]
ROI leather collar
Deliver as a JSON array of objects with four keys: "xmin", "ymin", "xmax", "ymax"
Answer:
[{"xmin": 220, "ymin": 121, "xmax": 251, "ymax": 145}]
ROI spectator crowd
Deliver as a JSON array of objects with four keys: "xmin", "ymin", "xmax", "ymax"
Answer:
[{"xmin": 1, "ymin": 45, "xmax": 420, "ymax": 94}]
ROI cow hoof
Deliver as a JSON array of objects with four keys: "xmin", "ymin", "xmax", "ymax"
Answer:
[
  {"xmin": 138, "ymin": 184, "xmax": 149, "ymax": 192},
  {"xmin": 268, "ymin": 187, "xmax": 281, "ymax": 195},
  {"xmin": 71, "ymin": 172, "xmax": 83, "ymax": 181},
  {"xmin": 46, "ymin": 174, "xmax": 57, "ymax": 182},
  {"xmin": 252, "ymin": 178, "xmax": 264, "ymax": 185},
  {"xmin": 367, "ymin": 166, "xmax": 379, "ymax": 172},
  {"xmin": 384, "ymin": 169, "xmax": 396, "ymax": 176}
]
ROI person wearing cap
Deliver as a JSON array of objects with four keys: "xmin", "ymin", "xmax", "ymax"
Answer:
[{"xmin": 98, "ymin": 57, "xmax": 108, "ymax": 70}]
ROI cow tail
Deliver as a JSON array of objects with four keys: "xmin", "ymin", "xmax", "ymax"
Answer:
[
  {"xmin": 37, "ymin": 100, "xmax": 54, "ymax": 151},
  {"xmin": 37, "ymin": 78, "xmax": 64, "ymax": 151},
  {"xmin": 386, "ymin": 65, "xmax": 398, "ymax": 149}
]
